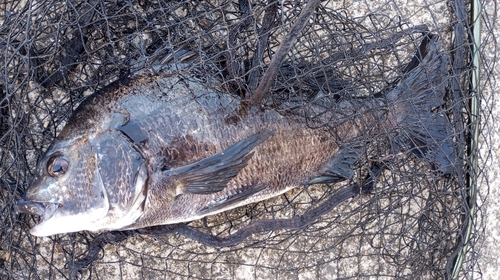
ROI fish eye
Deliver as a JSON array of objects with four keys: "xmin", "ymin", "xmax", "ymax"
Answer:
[{"xmin": 47, "ymin": 154, "xmax": 69, "ymax": 177}]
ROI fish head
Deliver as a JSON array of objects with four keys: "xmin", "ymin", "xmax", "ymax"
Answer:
[{"xmin": 18, "ymin": 136, "xmax": 110, "ymax": 236}]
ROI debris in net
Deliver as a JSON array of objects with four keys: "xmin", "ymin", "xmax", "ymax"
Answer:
[
  {"xmin": 223, "ymin": 0, "xmax": 258, "ymax": 95},
  {"xmin": 245, "ymin": 0, "xmax": 279, "ymax": 94},
  {"xmin": 249, "ymin": 0, "xmax": 322, "ymax": 104}
]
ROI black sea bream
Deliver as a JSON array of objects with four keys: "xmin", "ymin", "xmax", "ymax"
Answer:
[{"xmin": 17, "ymin": 38, "xmax": 455, "ymax": 236}]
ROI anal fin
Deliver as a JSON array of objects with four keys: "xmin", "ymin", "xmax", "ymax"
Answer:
[{"xmin": 309, "ymin": 146, "xmax": 363, "ymax": 185}]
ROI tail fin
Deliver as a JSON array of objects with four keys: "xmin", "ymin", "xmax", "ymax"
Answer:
[{"xmin": 386, "ymin": 35, "xmax": 455, "ymax": 174}]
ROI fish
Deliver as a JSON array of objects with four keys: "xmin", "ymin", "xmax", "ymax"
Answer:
[{"xmin": 17, "ymin": 36, "xmax": 455, "ymax": 237}]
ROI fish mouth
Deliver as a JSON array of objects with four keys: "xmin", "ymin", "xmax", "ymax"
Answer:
[{"xmin": 17, "ymin": 198, "xmax": 60, "ymax": 221}]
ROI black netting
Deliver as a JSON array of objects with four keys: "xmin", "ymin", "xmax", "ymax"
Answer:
[{"xmin": 0, "ymin": 0, "xmax": 492, "ymax": 279}]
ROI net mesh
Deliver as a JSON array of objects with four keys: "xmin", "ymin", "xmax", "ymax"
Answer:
[{"xmin": 0, "ymin": 0, "xmax": 493, "ymax": 279}]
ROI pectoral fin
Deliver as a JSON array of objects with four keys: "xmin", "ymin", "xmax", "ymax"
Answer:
[{"xmin": 165, "ymin": 130, "xmax": 274, "ymax": 195}]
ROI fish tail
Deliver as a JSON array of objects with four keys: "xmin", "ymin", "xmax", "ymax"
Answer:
[{"xmin": 386, "ymin": 35, "xmax": 455, "ymax": 173}]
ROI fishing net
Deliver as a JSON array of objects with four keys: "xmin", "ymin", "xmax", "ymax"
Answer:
[{"xmin": 0, "ymin": 0, "xmax": 493, "ymax": 279}]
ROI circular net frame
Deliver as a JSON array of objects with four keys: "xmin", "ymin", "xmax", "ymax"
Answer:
[{"xmin": 0, "ymin": 0, "xmax": 493, "ymax": 279}]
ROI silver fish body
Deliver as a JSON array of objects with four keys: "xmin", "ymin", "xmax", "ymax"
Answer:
[{"xmin": 18, "ymin": 38, "xmax": 455, "ymax": 236}]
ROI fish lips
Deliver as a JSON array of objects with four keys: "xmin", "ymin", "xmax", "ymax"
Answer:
[{"xmin": 17, "ymin": 198, "xmax": 60, "ymax": 221}]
